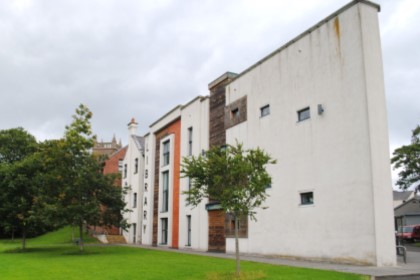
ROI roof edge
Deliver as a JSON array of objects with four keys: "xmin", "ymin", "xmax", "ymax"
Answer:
[
  {"xmin": 149, "ymin": 105, "xmax": 182, "ymax": 128},
  {"xmin": 226, "ymin": 0, "xmax": 380, "ymax": 85}
]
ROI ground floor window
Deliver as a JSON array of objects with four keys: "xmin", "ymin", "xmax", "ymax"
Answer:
[
  {"xmin": 132, "ymin": 223, "xmax": 137, "ymax": 243},
  {"xmin": 186, "ymin": 215, "xmax": 191, "ymax": 246},
  {"xmin": 161, "ymin": 218, "xmax": 168, "ymax": 245}
]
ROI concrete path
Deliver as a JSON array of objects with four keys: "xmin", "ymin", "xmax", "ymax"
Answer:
[{"xmin": 122, "ymin": 244, "xmax": 420, "ymax": 279}]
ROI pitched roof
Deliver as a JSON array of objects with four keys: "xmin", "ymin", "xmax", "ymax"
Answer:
[
  {"xmin": 393, "ymin": 191, "xmax": 414, "ymax": 201},
  {"xmin": 132, "ymin": 135, "xmax": 145, "ymax": 151}
]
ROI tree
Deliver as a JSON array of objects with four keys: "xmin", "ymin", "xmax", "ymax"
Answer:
[
  {"xmin": 60, "ymin": 104, "xmax": 128, "ymax": 252},
  {"xmin": 181, "ymin": 142, "xmax": 276, "ymax": 276},
  {"xmin": 0, "ymin": 128, "xmax": 41, "ymax": 249},
  {"xmin": 391, "ymin": 125, "xmax": 420, "ymax": 192}
]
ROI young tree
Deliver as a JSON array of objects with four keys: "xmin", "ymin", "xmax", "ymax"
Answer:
[
  {"xmin": 391, "ymin": 125, "xmax": 420, "ymax": 192},
  {"xmin": 61, "ymin": 104, "xmax": 128, "ymax": 252},
  {"xmin": 181, "ymin": 142, "xmax": 276, "ymax": 276}
]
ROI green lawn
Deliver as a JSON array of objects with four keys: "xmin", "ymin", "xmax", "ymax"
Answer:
[{"xmin": 0, "ymin": 227, "xmax": 368, "ymax": 280}]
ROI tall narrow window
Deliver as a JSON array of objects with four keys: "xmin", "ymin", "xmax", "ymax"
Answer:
[
  {"xmin": 132, "ymin": 223, "xmax": 137, "ymax": 243},
  {"xmin": 118, "ymin": 160, "xmax": 123, "ymax": 172},
  {"xmin": 188, "ymin": 127, "xmax": 193, "ymax": 156},
  {"xmin": 144, "ymin": 183, "xmax": 148, "ymax": 192},
  {"xmin": 133, "ymin": 193, "xmax": 137, "ymax": 208},
  {"xmin": 161, "ymin": 218, "xmax": 168, "ymax": 245},
  {"xmin": 163, "ymin": 140, "xmax": 170, "ymax": 166},
  {"xmin": 260, "ymin": 104, "xmax": 270, "ymax": 117},
  {"xmin": 134, "ymin": 158, "xmax": 138, "ymax": 174},
  {"xmin": 162, "ymin": 171, "xmax": 169, "ymax": 212},
  {"xmin": 145, "ymin": 169, "xmax": 148, "ymax": 179},
  {"xmin": 124, "ymin": 164, "xmax": 127, "ymax": 178},
  {"xmin": 186, "ymin": 215, "xmax": 191, "ymax": 246},
  {"xmin": 187, "ymin": 178, "xmax": 192, "ymax": 200},
  {"xmin": 298, "ymin": 107, "xmax": 310, "ymax": 122}
]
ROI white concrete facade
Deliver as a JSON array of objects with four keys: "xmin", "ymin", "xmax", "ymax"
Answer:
[
  {"xmin": 223, "ymin": 1, "xmax": 395, "ymax": 266},
  {"xmin": 179, "ymin": 97, "xmax": 210, "ymax": 251},
  {"xmin": 121, "ymin": 0, "xmax": 396, "ymax": 266}
]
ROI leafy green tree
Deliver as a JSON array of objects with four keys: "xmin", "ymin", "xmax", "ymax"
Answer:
[
  {"xmin": 181, "ymin": 142, "xmax": 276, "ymax": 276},
  {"xmin": 0, "ymin": 128, "xmax": 40, "ymax": 249},
  {"xmin": 0, "ymin": 127, "xmax": 37, "ymax": 164},
  {"xmin": 391, "ymin": 125, "xmax": 420, "ymax": 192},
  {"xmin": 60, "ymin": 104, "xmax": 128, "ymax": 252}
]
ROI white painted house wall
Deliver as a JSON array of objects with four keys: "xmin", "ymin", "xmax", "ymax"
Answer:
[
  {"xmin": 179, "ymin": 97, "xmax": 209, "ymax": 251},
  {"xmin": 122, "ymin": 120, "xmax": 144, "ymax": 244},
  {"xmin": 223, "ymin": 1, "xmax": 395, "ymax": 266}
]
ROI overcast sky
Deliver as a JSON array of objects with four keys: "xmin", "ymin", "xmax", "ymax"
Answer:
[{"xmin": 1, "ymin": 0, "xmax": 419, "ymax": 185}]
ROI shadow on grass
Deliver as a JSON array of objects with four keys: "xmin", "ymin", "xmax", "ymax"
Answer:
[
  {"xmin": 4, "ymin": 247, "xmax": 64, "ymax": 254},
  {"xmin": 206, "ymin": 271, "xmax": 266, "ymax": 280},
  {"xmin": 61, "ymin": 250, "xmax": 101, "ymax": 256}
]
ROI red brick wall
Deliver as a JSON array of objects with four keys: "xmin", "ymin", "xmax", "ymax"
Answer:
[{"xmin": 101, "ymin": 146, "xmax": 127, "ymax": 235}]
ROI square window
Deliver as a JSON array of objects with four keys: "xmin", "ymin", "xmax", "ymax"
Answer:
[
  {"xmin": 300, "ymin": 192, "xmax": 314, "ymax": 205},
  {"xmin": 260, "ymin": 105, "xmax": 270, "ymax": 117},
  {"xmin": 298, "ymin": 107, "xmax": 310, "ymax": 122},
  {"xmin": 231, "ymin": 108, "xmax": 240, "ymax": 119}
]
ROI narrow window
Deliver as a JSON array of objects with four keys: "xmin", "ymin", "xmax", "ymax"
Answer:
[
  {"xmin": 132, "ymin": 223, "xmax": 137, "ymax": 243},
  {"xmin": 133, "ymin": 193, "xmax": 137, "ymax": 208},
  {"xmin": 298, "ymin": 107, "xmax": 310, "ymax": 122},
  {"xmin": 187, "ymin": 178, "xmax": 192, "ymax": 200},
  {"xmin": 144, "ymin": 210, "xmax": 147, "ymax": 220},
  {"xmin": 300, "ymin": 192, "xmax": 314, "ymax": 205},
  {"xmin": 260, "ymin": 104, "xmax": 270, "ymax": 117},
  {"xmin": 188, "ymin": 127, "xmax": 193, "ymax": 156},
  {"xmin": 163, "ymin": 140, "xmax": 170, "ymax": 166},
  {"xmin": 118, "ymin": 160, "xmax": 123, "ymax": 172},
  {"xmin": 186, "ymin": 215, "xmax": 191, "ymax": 246},
  {"xmin": 134, "ymin": 158, "xmax": 138, "ymax": 174},
  {"xmin": 144, "ymin": 183, "xmax": 148, "ymax": 192},
  {"xmin": 161, "ymin": 218, "xmax": 168, "ymax": 245},
  {"xmin": 124, "ymin": 164, "xmax": 127, "ymax": 178},
  {"xmin": 144, "ymin": 197, "xmax": 147, "ymax": 206},
  {"xmin": 162, "ymin": 171, "xmax": 169, "ymax": 212},
  {"xmin": 145, "ymin": 169, "xmax": 148, "ymax": 179}
]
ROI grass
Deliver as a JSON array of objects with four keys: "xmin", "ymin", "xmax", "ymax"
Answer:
[{"xmin": 0, "ymin": 228, "xmax": 369, "ymax": 280}]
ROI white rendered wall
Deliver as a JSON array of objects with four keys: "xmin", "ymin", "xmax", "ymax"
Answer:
[
  {"xmin": 141, "ymin": 134, "xmax": 154, "ymax": 245},
  {"xmin": 224, "ymin": 2, "xmax": 395, "ymax": 266},
  {"xmin": 122, "ymin": 130, "xmax": 144, "ymax": 244},
  {"xmin": 179, "ymin": 97, "xmax": 209, "ymax": 251}
]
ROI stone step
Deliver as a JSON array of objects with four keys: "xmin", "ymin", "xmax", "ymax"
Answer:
[{"xmin": 106, "ymin": 235, "xmax": 127, "ymax": 244}]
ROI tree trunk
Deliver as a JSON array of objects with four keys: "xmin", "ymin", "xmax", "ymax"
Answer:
[
  {"xmin": 79, "ymin": 221, "xmax": 84, "ymax": 253},
  {"xmin": 234, "ymin": 213, "xmax": 240, "ymax": 277},
  {"xmin": 21, "ymin": 225, "xmax": 26, "ymax": 250}
]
